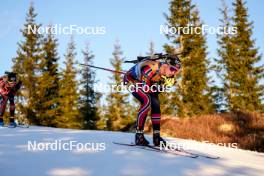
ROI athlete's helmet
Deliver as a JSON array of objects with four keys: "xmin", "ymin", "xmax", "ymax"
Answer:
[
  {"xmin": 166, "ymin": 55, "xmax": 181, "ymax": 70},
  {"xmin": 5, "ymin": 71, "xmax": 17, "ymax": 83}
]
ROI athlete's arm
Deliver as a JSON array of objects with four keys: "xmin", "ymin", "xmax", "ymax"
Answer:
[
  {"xmin": 141, "ymin": 65, "xmax": 155, "ymax": 87},
  {"xmin": 0, "ymin": 76, "xmax": 7, "ymax": 88}
]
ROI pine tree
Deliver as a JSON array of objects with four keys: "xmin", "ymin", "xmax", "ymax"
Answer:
[
  {"xmin": 96, "ymin": 101, "xmax": 108, "ymax": 130},
  {"xmin": 163, "ymin": 0, "xmax": 193, "ymax": 117},
  {"xmin": 164, "ymin": 0, "xmax": 214, "ymax": 117},
  {"xmin": 12, "ymin": 3, "xmax": 43, "ymax": 124},
  {"xmin": 218, "ymin": 0, "xmax": 264, "ymax": 112},
  {"xmin": 79, "ymin": 43, "xmax": 99, "ymax": 129},
  {"xmin": 146, "ymin": 41, "xmax": 155, "ymax": 56},
  {"xmin": 57, "ymin": 38, "xmax": 80, "ymax": 128},
  {"xmin": 105, "ymin": 40, "xmax": 133, "ymax": 131},
  {"xmin": 182, "ymin": 8, "xmax": 215, "ymax": 116},
  {"xmin": 215, "ymin": 0, "xmax": 233, "ymax": 112},
  {"xmin": 36, "ymin": 26, "xmax": 60, "ymax": 126}
]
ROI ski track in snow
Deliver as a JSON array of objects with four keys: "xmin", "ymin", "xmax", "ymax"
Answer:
[{"xmin": 0, "ymin": 126, "xmax": 264, "ymax": 176}]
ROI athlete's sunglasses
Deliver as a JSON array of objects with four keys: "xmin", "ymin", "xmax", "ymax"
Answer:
[{"xmin": 8, "ymin": 77, "xmax": 16, "ymax": 84}]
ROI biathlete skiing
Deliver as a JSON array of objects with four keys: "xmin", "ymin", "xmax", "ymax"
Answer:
[
  {"xmin": 0, "ymin": 72, "xmax": 22, "ymax": 127},
  {"xmin": 65, "ymin": 56, "xmax": 220, "ymax": 159},
  {"xmin": 78, "ymin": 53, "xmax": 181, "ymax": 146},
  {"xmin": 123, "ymin": 53, "xmax": 181, "ymax": 146}
]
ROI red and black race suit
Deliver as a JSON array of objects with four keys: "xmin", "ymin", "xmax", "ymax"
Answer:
[
  {"xmin": 0, "ymin": 78, "xmax": 21, "ymax": 117},
  {"xmin": 124, "ymin": 63, "xmax": 161, "ymax": 131}
]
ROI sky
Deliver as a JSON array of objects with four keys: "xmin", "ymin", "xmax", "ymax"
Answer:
[{"xmin": 0, "ymin": 0, "xmax": 264, "ymax": 90}]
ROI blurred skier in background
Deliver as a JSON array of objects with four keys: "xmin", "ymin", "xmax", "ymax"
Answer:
[{"xmin": 0, "ymin": 72, "xmax": 22, "ymax": 127}]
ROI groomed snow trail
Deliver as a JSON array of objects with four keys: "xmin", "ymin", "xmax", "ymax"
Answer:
[{"xmin": 1, "ymin": 126, "xmax": 264, "ymax": 176}]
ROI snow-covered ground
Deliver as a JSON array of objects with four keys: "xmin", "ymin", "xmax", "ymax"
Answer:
[{"xmin": 0, "ymin": 126, "xmax": 264, "ymax": 176}]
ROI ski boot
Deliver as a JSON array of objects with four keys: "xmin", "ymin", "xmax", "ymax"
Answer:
[
  {"xmin": 135, "ymin": 130, "xmax": 149, "ymax": 146},
  {"xmin": 8, "ymin": 119, "xmax": 17, "ymax": 128},
  {"xmin": 153, "ymin": 130, "xmax": 167, "ymax": 147},
  {"xmin": 0, "ymin": 118, "xmax": 4, "ymax": 127}
]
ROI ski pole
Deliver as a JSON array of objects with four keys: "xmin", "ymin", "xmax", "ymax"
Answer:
[{"xmin": 78, "ymin": 63, "xmax": 126, "ymax": 75}]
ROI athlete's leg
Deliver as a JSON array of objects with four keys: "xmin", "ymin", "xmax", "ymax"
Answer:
[
  {"xmin": 9, "ymin": 94, "xmax": 15, "ymax": 124},
  {"xmin": 0, "ymin": 95, "xmax": 8, "ymax": 117},
  {"xmin": 132, "ymin": 88, "xmax": 151, "ymax": 145},
  {"xmin": 0, "ymin": 95, "xmax": 8, "ymax": 125},
  {"xmin": 150, "ymin": 93, "xmax": 167, "ymax": 146},
  {"xmin": 150, "ymin": 92, "xmax": 161, "ymax": 132},
  {"xmin": 132, "ymin": 89, "xmax": 151, "ymax": 131}
]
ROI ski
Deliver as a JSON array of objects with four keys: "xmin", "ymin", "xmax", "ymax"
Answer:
[
  {"xmin": 1, "ymin": 124, "xmax": 29, "ymax": 128},
  {"xmin": 165, "ymin": 146, "xmax": 220, "ymax": 159},
  {"xmin": 113, "ymin": 142, "xmax": 198, "ymax": 158},
  {"xmin": 17, "ymin": 124, "xmax": 30, "ymax": 128}
]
